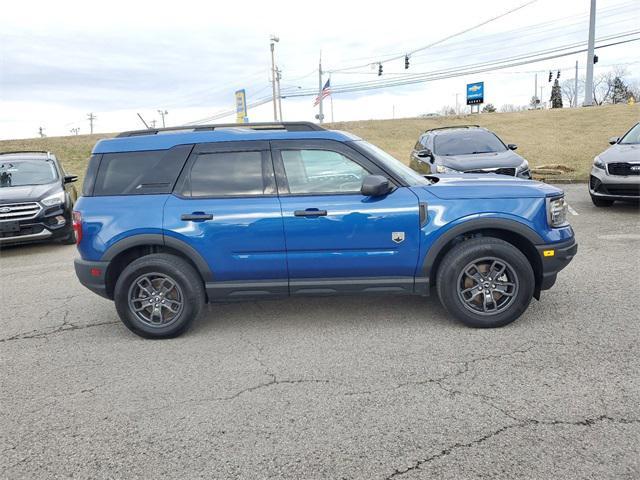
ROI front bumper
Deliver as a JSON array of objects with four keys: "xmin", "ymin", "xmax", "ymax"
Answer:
[
  {"xmin": 0, "ymin": 204, "xmax": 71, "ymax": 246},
  {"xmin": 536, "ymin": 237, "xmax": 578, "ymax": 291},
  {"xmin": 589, "ymin": 166, "xmax": 640, "ymax": 200},
  {"xmin": 74, "ymin": 258, "xmax": 111, "ymax": 299}
]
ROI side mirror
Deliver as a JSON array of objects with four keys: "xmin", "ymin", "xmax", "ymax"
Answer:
[
  {"xmin": 361, "ymin": 175, "xmax": 391, "ymax": 197},
  {"xmin": 507, "ymin": 144, "xmax": 518, "ymax": 150},
  {"xmin": 64, "ymin": 174, "xmax": 78, "ymax": 184},
  {"xmin": 417, "ymin": 149, "xmax": 433, "ymax": 160},
  {"xmin": 608, "ymin": 137, "xmax": 619, "ymax": 145}
]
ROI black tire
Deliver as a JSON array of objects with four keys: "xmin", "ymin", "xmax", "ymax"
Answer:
[
  {"xmin": 57, "ymin": 225, "xmax": 76, "ymax": 245},
  {"xmin": 436, "ymin": 237, "xmax": 535, "ymax": 328},
  {"xmin": 114, "ymin": 253, "xmax": 205, "ymax": 339},
  {"xmin": 590, "ymin": 195, "xmax": 614, "ymax": 207}
]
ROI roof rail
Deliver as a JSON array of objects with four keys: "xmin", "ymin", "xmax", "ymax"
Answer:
[
  {"xmin": 0, "ymin": 150, "xmax": 52, "ymax": 159},
  {"xmin": 116, "ymin": 121, "xmax": 325, "ymax": 138},
  {"xmin": 425, "ymin": 125, "xmax": 481, "ymax": 133}
]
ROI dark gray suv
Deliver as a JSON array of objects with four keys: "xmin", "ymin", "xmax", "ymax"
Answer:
[{"xmin": 409, "ymin": 125, "xmax": 531, "ymax": 179}]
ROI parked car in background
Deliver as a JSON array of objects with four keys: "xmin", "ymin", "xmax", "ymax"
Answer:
[
  {"xmin": 409, "ymin": 125, "xmax": 531, "ymax": 179},
  {"xmin": 589, "ymin": 122, "xmax": 640, "ymax": 206},
  {"xmin": 73, "ymin": 122, "xmax": 575, "ymax": 339},
  {"xmin": 0, "ymin": 151, "xmax": 78, "ymax": 246}
]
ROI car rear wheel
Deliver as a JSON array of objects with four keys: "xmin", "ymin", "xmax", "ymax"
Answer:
[
  {"xmin": 114, "ymin": 253, "xmax": 205, "ymax": 338},
  {"xmin": 590, "ymin": 195, "xmax": 614, "ymax": 207},
  {"xmin": 436, "ymin": 237, "xmax": 534, "ymax": 328}
]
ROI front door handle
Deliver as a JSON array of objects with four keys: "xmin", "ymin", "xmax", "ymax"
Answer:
[
  {"xmin": 294, "ymin": 209, "xmax": 327, "ymax": 217},
  {"xmin": 181, "ymin": 212, "xmax": 213, "ymax": 221}
]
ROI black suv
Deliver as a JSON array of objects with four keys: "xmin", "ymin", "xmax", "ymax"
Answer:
[
  {"xmin": 0, "ymin": 151, "xmax": 78, "ymax": 246},
  {"xmin": 409, "ymin": 125, "xmax": 531, "ymax": 179}
]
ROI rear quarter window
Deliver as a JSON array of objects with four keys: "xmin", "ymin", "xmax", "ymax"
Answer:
[{"xmin": 92, "ymin": 145, "xmax": 192, "ymax": 196}]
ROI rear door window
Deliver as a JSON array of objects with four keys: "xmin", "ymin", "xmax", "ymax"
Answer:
[{"xmin": 179, "ymin": 150, "xmax": 275, "ymax": 197}]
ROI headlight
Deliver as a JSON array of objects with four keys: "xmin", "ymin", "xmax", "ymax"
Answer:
[
  {"xmin": 436, "ymin": 164, "xmax": 461, "ymax": 174},
  {"xmin": 518, "ymin": 160, "xmax": 529, "ymax": 171},
  {"xmin": 546, "ymin": 196, "xmax": 568, "ymax": 228},
  {"xmin": 593, "ymin": 156, "xmax": 606, "ymax": 170},
  {"xmin": 41, "ymin": 191, "xmax": 66, "ymax": 207}
]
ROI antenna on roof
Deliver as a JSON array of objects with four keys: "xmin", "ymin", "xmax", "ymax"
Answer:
[{"xmin": 136, "ymin": 113, "xmax": 150, "ymax": 129}]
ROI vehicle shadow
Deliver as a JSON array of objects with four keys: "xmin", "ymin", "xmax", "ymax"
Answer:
[
  {"xmin": 191, "ymin": 294, "xmax": 455, "ymax": 336},
  {"xmin": 0, "ymin": 241, "xmax": 72, "ymax": 259}
]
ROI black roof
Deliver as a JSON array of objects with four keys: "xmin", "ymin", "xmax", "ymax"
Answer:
[{"xmin": 116, "ymin": 121, "xmax": 325, "ymax": 138}]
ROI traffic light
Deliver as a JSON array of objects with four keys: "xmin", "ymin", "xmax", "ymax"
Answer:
[
  {"xmin": 378, "ymin": 63, "xmax": 383, "ymax": 76},
  {"xmin": 557, "ymin": 70, "xmax": 560, "ymax": 79},
  {"xmin": 404, "ymin": 55, "xmax": 410, "ymax": 70},
  {"xmin": 548, "ymin": 71, "xmax": 553, "ymax": 82},
  {"xmin": 593, "ymin": 54, "xmax": 599, "ymax": 64}
]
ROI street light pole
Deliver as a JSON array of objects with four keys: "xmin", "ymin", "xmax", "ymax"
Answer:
[
  {"xmin": 583, "ymin": 0, "xmax": 596, "ymax": 106},
  {"xmin": 270, "ymin": 35, "xmax": 279, "ymax": 121},
  {"xmin": 157, "ymin": 110, "xmax": 168, "ymax": 128}
]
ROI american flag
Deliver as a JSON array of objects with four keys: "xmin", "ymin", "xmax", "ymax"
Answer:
[{"xmin": 313, "ymin": 79, "xmax": 331, "ymax": 106}]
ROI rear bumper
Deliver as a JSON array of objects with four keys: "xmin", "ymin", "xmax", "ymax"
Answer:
[
  {"xmin": 536, "ymin": 237, "xmax": 578, "ymax": 291},
  {"xmin": 74, "ymin": 258, "xmax": 111, "ymax": 299}
]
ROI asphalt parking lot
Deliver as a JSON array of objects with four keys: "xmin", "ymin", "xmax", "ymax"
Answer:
[{"xmin": 1, "ymin": 183, "xmax": 639, "ymax": 479}]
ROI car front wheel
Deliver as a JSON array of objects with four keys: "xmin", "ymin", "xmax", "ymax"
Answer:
[
  {"xmin": 114, "ymin": 253, "xmax": 205, "ymax": 338},
  {"xmin": 436, "ymin": 237, "xmax": 534, "ymax": 328}
]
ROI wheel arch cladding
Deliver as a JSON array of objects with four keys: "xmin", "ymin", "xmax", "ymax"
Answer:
[
  {"xmin": 101, "ymin": 234, "xmax": 212, "ymax": 299},
  {"xmin": 424, "ymin": 218, "xmax": 544, "ymax": 298}
]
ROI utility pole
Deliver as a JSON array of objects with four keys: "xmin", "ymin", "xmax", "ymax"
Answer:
[
  {"xmin": 540, "ymin": 86, "xmax": 545, "ymax": 108},
  {"xmin": 275, "ymin": 68, "xmax": 283, "ymax": 121},
  {"xmin": 269, "ymin": 35, "xmax": 279, "ymax": 121},
  {"xmin": 157, "ymin": 110, "xmax": 168, "ymax": 128},
  {"xmin": 38, "ymin": 127, "xmax": 45, "ymax": 138},
  {"xmin": 583, "ymin": 0, "xmax": 596, "ymax": 106},
  {"xmin": 87, "ymin": 113, "xmax": 96, "ymax": 134},
  {"xmin": 455, "ymin": 93, "xmax": 460, "ymax": 115},
  {"xmin": 150, "ymin": 119, "xmax": 157, "ymax": 128},
  {"xmin": 318, "ymin": 51, "xmax": 324, "ymax": 125},
  {"xmin": 534, "ymin": 73, "xmax": 538, "ymax": 109},
  {"xmin": 574, "ymin": 60, "xmax": 579, "ymax": 107}
]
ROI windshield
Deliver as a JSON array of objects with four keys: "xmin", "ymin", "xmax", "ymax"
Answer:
[
  {"xmin": 434, "ymin": 130, "xmax": 507, "ymax": 156},
  {"xmin": 0, "ymin": 159, "xmax": 58, "ymax": 187},
  {"xmin": 619, "ymin": 123, "xmax": 640, "ymax": 144},
  {"xmin": 353, "ymin": 140, "xmax": 430, "ymax": 186}
]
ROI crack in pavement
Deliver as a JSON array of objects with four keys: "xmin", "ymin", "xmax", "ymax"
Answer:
[
  {"xmin": 384, "ymin": 415, "xmax": 640, "ymax": 479},
  {"xmin": 0, "ymin": 320, "xmax": 119, "ymax": 343},
  {"xmin": 344, "ymin": 343, "xmax": 535, "ymax": 398}
]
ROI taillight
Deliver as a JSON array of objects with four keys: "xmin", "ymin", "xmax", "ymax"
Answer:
[{"xmin": 72, "ymin": 211, "xmax": 82, "ymax": 245}]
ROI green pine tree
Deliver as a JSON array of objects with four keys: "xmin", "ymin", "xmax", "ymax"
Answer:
[
  {"xmin": 550, "ymin": 79, "xmax": 563, "ymax": 108},
  {"xmin": 612, "ymin": 77, "xmax": 629, "ymax": 104}
]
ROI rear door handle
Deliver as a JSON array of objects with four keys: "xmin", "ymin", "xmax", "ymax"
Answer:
[
  {"xmin": 181, "ymin": 212, "xmax": 213, "ymax": 221},
  {"xmin": 294, "ymin": 209, "xmax": 327, "ymax": 217}
]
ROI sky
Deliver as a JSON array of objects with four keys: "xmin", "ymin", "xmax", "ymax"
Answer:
[{"xmin": 0, "ymin": 0, "xmax": 638, "ymax": 139}]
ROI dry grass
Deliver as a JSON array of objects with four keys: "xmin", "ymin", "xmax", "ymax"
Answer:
[
  {"xmin": 329, "ymin": 103, "xmax": 640, "ymax": 181},
  {"xmin": 1, "ymin": 104, "xmax": 637, "ymax": 183}
]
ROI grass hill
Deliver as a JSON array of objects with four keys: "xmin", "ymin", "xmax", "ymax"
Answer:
[{"xmin": 1, "ymin": 103, "xmax": 637, "ymax": 184}]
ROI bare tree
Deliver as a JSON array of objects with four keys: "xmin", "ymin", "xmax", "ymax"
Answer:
[
  {"xmin": 439, "ymin": 105, "xmax": 456, "ymax": 116},
  {"xmin": 561, "ymin": 78, "xmax": 583, "ymax": 107}
]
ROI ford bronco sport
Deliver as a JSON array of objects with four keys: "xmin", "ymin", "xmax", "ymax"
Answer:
[{"xmin": 73, "ymin": 122, "xmax": 576, "ymax": 338}]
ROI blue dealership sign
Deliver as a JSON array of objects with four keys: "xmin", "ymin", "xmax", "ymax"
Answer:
[{"xmin": 466, "ymin": 82, "xmax": 484, "ymax": 105}]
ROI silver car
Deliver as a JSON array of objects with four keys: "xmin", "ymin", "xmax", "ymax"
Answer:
[{"xmin": 589, "ymin": 122, "xmax": 640, "ymax": 206}]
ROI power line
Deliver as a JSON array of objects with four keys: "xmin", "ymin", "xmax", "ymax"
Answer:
[
  {"xmin": 284, "ymin": 31, "xmax": 639, "ymax": 97},
  {"xmin": 328, "ymin": 0, "xmax": 539, "ymax": 73}
]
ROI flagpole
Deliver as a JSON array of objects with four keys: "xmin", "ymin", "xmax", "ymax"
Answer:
[
  {"xmin": 318, "ymin": 50, "xmax": 324, "ymax": 125},
  {"xmin": 330, "ymin": 79, "xmax": 334, "ymax": 123}
]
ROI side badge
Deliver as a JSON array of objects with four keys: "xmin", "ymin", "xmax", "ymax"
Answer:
[{"xmin": 392, "ymin": 232, "xmax": 405, "ymax": 244}]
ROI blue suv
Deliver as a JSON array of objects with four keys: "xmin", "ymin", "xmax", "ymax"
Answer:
[{"xmin": 73, "ymin": 122, "xmax": 577, "ymax": 338}]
